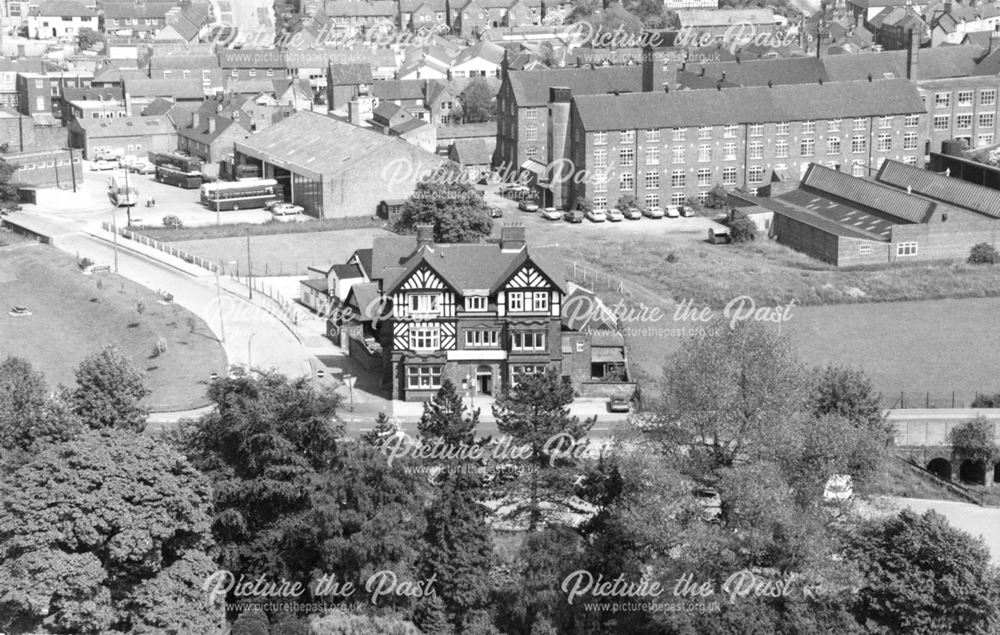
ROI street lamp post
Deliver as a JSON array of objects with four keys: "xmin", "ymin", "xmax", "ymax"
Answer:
[
  {"xmin": 110, "ymin": 205, "xmax": 119, "ymax": 273},
  {"xmin": 343, "ymin": 373, "xmax": 355, "ymax": 411},
  {"xmin": 246, "ymin": 228, "xmax": 253, "ymax": 300}
]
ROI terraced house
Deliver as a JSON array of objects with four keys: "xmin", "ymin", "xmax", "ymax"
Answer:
[{"xmin": 331, "ymin": 226, "xmax": 629, "ymax": 401}]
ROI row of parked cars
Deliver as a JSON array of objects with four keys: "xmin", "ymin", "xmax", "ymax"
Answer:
[
  {"xmin": 89, "ymin": 155, "xmax": 155, "ymax": 174},
  {"xmin": 517, "ymin": 200, "xmax": 695, "ymax": 223}
]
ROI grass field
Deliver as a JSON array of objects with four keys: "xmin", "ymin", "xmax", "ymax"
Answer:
[
  {"xmin": 0, "ymin": 237, "xmax": 226, "ymax": 412},
  {"xmin": 563, "ymin": 234, "xmax": 1000, "ymax": 310},
  {"xmin": 170, "ymin": 228, "xmax": 394, "ymax": 276}
]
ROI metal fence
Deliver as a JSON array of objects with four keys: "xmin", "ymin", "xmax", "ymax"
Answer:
[
  {"xmin": 882, "ymin": 390, "xmax": 998, "ymax": 409},
  {"xmin": 230, "ymin": 272, "xmax": 304, "ymax": 343},
  {"xmin": 102, "ymin": 222, "xmax": 220, "ymax": 273}
]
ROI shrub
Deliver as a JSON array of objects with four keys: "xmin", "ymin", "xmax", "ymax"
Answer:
[
  {"xmin": 79, "ymin": 257, "xmax": 94, "ymax": 269},
  {"xmin": 729, "ymin": 214, "xmax": 758, "ymax": 243},
  {"xmin": 971, "ymin": 393, "xmax": 1000, "ymax": 408},
  {"xmin": 968, "ymin": 242, "xmax": 999, "ymax": 265},
  {"xmin": 703, "ymin": 185, "xmax": 729, "ymax": 209},
  {"xmin": 162, "ymin": 215, "xmax": 183, "ymax": 229},
  {"xmin": 666, "ymin": 252, "xmax": 679, "ymax": 263}
]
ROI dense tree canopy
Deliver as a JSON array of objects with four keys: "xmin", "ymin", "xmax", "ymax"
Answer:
[
  {"xmin": 395, "ymin": 164, "xmax": 493, "ymax": 243},
  {"xmin": 460, "ymin": 78, "xmax": 496, "ymax": 123},
  {"xmin": 71, "ymin": 345, "xmax": 150, "ymax": 431},
  {"xmin": 0, "ymin": 430, "xmax": 220, "ymax": 634},
  {"xmin": 0, "ymin": 356, "xmax": 79, "ymax": 460}
]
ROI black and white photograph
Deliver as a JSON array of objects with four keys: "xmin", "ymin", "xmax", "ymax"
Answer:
[{"xmin": 1, "ymin": 0, "xmax": 999, "ymax": 632}]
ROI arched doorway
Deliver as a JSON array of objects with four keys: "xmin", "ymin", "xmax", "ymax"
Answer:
[
  {"xmin": 476, "ymin": 365, "xmax": 492, "ymax": 396},
  {"xmin": 959, "ymin": 460, "xmax": 986, "ymax": 485},
  {"xmin": 927, "ymin": 458, "xmax": 952, "ymax": 481}
]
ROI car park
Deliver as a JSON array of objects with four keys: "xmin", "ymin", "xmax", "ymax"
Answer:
[
  {"xmin": 540, "ymin": 207, "xmax": 563, "ymax": 221},
  {"xmin": 606, "ymin": 208, "xmax": 624, "ymax": 222},
  {"xmin": 665, "ymin": 205, "xmax": 681, "ymax": 218},
  {"xmin": 585, "ymin": 209, "xmax": 607, "ymax": 222},
  {"xmin": 518, "ymin": 200, "xmax": 539, "ymax": 212},
  {"xmin": 563, "ymin": 209, "xmax": 584, "ymax": 223},
  {"xmin": 643, "ymin": 206, "xmax": 664, "ymax": 219},
  {"xmin": 608, "ymin": 395, "xmax": 630, "ymax": 413},
  {"xmin": 622, "ymin": 207, "xmax": 642, "ymax": 220},
  {"xmin": 272, "ymin": 203, "xmax": 304, "ymax": 216}
]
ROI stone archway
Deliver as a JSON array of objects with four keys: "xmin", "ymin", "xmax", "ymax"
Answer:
[
  {"xmin": 959, "ymin": 460, "xmax": 986, "ymax": 485},
  {"xmin": 927, "ymin": 457, "xmax": 952, "ymax": 481}
]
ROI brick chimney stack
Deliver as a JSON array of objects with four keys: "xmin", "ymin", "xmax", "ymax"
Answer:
[{"xmin": 416, "ymin": 224, "xmax": 434, "ymax": 249}]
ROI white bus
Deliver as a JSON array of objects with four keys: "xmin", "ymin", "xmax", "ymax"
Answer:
[{"xmin": 200, "ymin": 178, "xmax": 280, "ymax": 211}]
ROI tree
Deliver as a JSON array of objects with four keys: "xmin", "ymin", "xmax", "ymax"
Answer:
[
  {"xmin": 971, "ymin": 392, "xmax": 1000, "ymax": 408},
  {"xmin": 729, "ymin": 213, "xmax": 758, "ymax": 243},
  {"xmin": 361, "ymin": 411, "xmax": 401, "ymax": 446},
  {"xmin": 810, "ymin": 365, "xmax": 893, "ymax": 454},
  {"xmin": 0, "ymin": 430, "xmax": 220, "ymax": 634},
  {"xmin": 0, "ymin": 357, "xmax": 80, "ymax": 458},
  {"xmin": 77, "ymin": 26, "xmax": 104, "ymax": 51},
  {"xmin": 492, "ymin": 368, "xmax": 595, "ymax": 529},
  {"xmin": 846, "ymin": 510, "xmax": 1000, "ymax": 634},
  {"xmin": 178, "ymin": 369, "xmax": 343, "ymax": 579},
  {"xmin": 968, "ymin": 242, "xmax": 999, "ymax": 265},
  {"xmin": 71, "ymin": 345, "xmax": 150, "ymax": 431},
  {"xmin": 311, "ymin": 609, "xmax": 422, "ymax": 635},
  {"xmin": 657, "ymin": 322, "xmax": 806, "ymax": 472},
  {"xmin": 419, "ymin": 478, "xmax": 494, "ymax": 628},
  {"xmin": 395, "ymin": 164, "xmax": 493, "ymax": 243},
  {"xmin": 703, "ymin": 185, "xmax": 729, "ymax": 210},
  {"xmin": 948, "ymin": 415, "xmax": 1000, "ymax": 466},
  {"xmin": 460, "ymin": 78, "xmax": 496, "ymax": 123},
  {"xmin": 0, "ymin": 157, "xmax": 19, "ymax": 207},
  {"xmin": 418, "ymin": 379, "xmax": 479, "ymax": 445}
]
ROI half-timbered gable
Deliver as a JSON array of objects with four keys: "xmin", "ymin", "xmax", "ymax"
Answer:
[
  {"xmin": 496, "ymin": 261, "xmax": 562, "ymax": 319},
  {"xmin": 390, "ymin": 263, "xmax": 458, "ymax": 321}
]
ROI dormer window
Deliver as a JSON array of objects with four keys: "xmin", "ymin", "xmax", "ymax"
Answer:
[{"xmin": 465, "ymin": 296, "xmax": 487, "ymax": 311}]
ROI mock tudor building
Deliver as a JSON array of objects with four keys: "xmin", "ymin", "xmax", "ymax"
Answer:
[{"xmin": 317, "ymin": 226, "xmax": 630, "ymax": 401}]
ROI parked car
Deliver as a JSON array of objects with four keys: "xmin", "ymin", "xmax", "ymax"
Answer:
[
  {"xmin": 608, "ymin": 395, "xmax": 630, "ymax": 413},
  {"xmin": 563, "ymin": 209, "xmax": 584, "ymax": 223},
  {"xmin": 272, "ymin": 203, "xmax": 304, "ymax": 216},
  {"xmin": 518, "ymin": 200, "xmax": 539, "ymax": 212},
  {"xmin": 679, "ymin": 205, "xmax": 696, "ymax": 217},
  {"xmin": 91, "ymin": 160, "xmax": 117, "ymax": 171},
  {"xmin": 585, "ymin": 209, "xmax": 607, "ymax": 222},
  {"xmin": 540, "ymin": 207, "xmax": 563, "ymax": 221},
  {"xmin": 118, "ymin": 155, "xmax": 138, "ymax": 170},
  {"xmin": 607, "ymin": 208, "xmax": 625, "ymax": 222},
  {"xmin": 622, "ymin": 207, "xmax": 642, "ymax": 220},
  {"xmin": 665, "ymin": 205, "xmax": 681, "ymax": 218},
  {"xmin": 132, "ymin": 160, "xmax": 155, "ymax": 174},
  {"xmin": 264, "ymin": 199, "xmax": 284, "ymax": 211},
  {"xmin": 643, "ymin": 206, "xmax": 664, "ymax": 219},
  {"xmin": 488, "ymin": 207, "xmax": 503, "ymax": 218}
]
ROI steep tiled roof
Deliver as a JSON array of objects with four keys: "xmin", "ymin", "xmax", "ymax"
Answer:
[
  {"xmin": 506, "ymin": 66, "xmax": 644, "ymax": 106},
  {"xmin": 33, "ymin": 0, "xmax": 95, "ymax": 17},
  {"xmin": 324, "ymin": 0, "xmax": 397, "ymax": 16},
  {"xmin": 572, "ymin": 79, "xmax": 925, "ymax": 131},
  {"xmin": 677, "ymin": 8, "xmax": 776, "ymax": 27},
  {"xmin": 802, "ymin": 164, "xmax": 934, "ymax": 223},
  {"xmin": 683, "ymin": 57, "xmax": 828, "ymax": 86},
  {"xmin": 822, "ymin": 45, "xmax": 983, "ymax": 80},
  {"xmin": 103, "ymin": 0, "xmax": 176, "ymax": 19},
  {"xmin": 150, "ymin": 54, "xmax": 218, "ymax": 71},
  {"xmin": 74, "ymin": 114, "xmax": 176, "ymax": 136},
  {"xmin": 125, "ymin": 78, "xmax": 206, "ymax": 98},
  {"xmin": 329, "ymin": 62, "xmax": 373, "ymax": 85},
  {"xmin": 450, "ymin": 137, "xmax": 495, "ymax": 165},
  {"xmin": 178, "ymin": 114, "xmax": 250, "ymax": 144},
  {"xmin": 63, "ymin": 86, "xmax": 122, "ymax": 102},
  {"xmin": 371, "ymin": 79, "xmax": 428, "ymax": 101},
  {"xmin": 876, "ymin": 159, "xmax": 1000, "ymax": 219}
]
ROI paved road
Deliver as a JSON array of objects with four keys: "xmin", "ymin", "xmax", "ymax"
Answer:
[{"xmin": 876, "ymin": 497, "xmax": 1000, "ymax": 564}]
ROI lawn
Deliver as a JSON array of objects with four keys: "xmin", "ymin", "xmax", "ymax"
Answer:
[
  {"xmin": 169, "ymin": 228, "xmax": 394, "ymax": 276},
  {"xmin": 0, "ymin": 237, "xmax": 226, "ymax": 412}
]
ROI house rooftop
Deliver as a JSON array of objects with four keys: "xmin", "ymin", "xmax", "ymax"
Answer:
[{"xmin": 876, "ymin": 159, "xmax": 1000, "ymax": 219}]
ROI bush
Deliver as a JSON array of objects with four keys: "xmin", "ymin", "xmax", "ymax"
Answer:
[
  {"xmin": 162, "ymin": 215, "xmax": 183, "ymax": 229},
  {"xmin": 703, "ymin": 185, "xmax": 729, "ymax": 209},
  {"xmin": 729, "ymin": 214, "xmax": 758, "ymax": 243},
  {"xmin": 79, "ymin": 257, "xmax": 94, "ymax": 269},
  {"xmin": 971, "ymin": 393, "xmax": 1000, "ymax": 408},
  {"xmin": 968, "ymin": 242, "xmax": 999, "ymax": 265},
  {"xmin": 666, "ymin": 252, "xmax": 679, "ymax": 263}
]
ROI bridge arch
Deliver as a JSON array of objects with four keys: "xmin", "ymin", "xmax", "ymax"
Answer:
[
  {"xmin": 959, "ymin": 460, "xmax": 987, "ymax": 486},
  {"xmin": 926, "ymin": 458, "xmax": 952, "ymax": 481}
]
